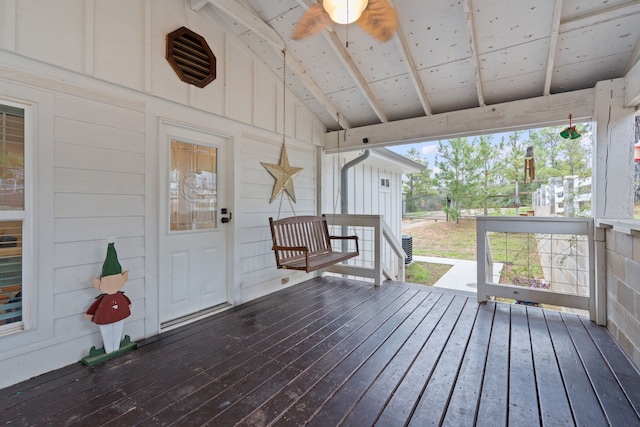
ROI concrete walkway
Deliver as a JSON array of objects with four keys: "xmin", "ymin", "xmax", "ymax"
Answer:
[{"xmin": 412, "ymin": 255, "xmax": 503, "ymax": 294}]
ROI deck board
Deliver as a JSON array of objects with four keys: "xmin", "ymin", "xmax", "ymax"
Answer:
[
  {"xmin": 562, "ymin": 312, "xmax": 640, "ymax": 425},
  {"xmin": 1, "ymin": 276, "xmax": 639, "ymax": 426},
  {"xmin": 545, "ymin": 309, "xmax": 608, "ymax": 426},
  {"xmin": 408, "ymin": 299, "xmax": 479, "ymax": 426},
  {"xmin": 440, "ymin": 301, "xmax": 494, "ymax": 426},
  {"xmin": 508, "ymin": 304, "xmax": 540, "ymax": 424},
  {"xmin": 476, "ymin": 302, "xmax": 510, "ymax": 427},
  {"xmin": 527, "ymin": 308, "xmax": 573, "ymax": 426}
]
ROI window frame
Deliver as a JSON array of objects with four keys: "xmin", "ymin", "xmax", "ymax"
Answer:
[
  {"xmin": 0, "ymin": 98, "xmax": 33, "ymax": 336},
  {"xmin": 380, "ymin": 174, "xmax": 391, "ymax": 192}
]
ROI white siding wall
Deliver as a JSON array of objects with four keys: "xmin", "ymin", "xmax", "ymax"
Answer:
[
  {"xmin": 320, "ymin": 151, "xmax": 406, "ymax": 282},
  {"xmin": 238, "ymin": 135, "xmax": 317, "ymax": 303},
  {"xmin": 0, "ymin": 0, "xmax": 324, "ymax": 388},
  {"xmin": 321, "ymin": 151, "xmax": 404, "ymax": 238}
]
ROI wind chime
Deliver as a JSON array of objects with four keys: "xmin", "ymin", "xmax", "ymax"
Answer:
[{"xmin": 524, "ymin": 145, "xmax": 535, "ymax": 184}]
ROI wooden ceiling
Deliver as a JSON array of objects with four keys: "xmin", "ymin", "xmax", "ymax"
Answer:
[{"xmin": 197, "ymin": 0, "xmax": 640, "ymax": 144}]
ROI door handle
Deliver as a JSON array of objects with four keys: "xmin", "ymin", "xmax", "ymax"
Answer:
[{"xmin": 221, "ymin": 211, "xmax": 232, "ymax": 224}]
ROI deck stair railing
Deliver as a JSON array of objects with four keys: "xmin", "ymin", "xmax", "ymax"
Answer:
[
  {"xmin": 477, "ymin": 216, "xmax": 598, "ymax": 322},
  {"xmin": 322, "ymin": 214, "xmax": 405, "ymax": 286}
]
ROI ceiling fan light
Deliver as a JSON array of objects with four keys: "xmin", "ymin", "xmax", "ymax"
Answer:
[{"xmin": 323, "ymin": 0, "xmax": 368, "ymax": 25}]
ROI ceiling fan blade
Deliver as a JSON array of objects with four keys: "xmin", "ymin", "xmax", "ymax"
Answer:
[
  {"xmin": 357, "ymin": 0, "xmax": 398, "ymax": 42},
  {"xmin": 292, "ymin": 3, "xmax": 331, "ymax": 40}
]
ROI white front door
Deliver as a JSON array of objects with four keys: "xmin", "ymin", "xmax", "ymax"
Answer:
[{"xmin": 159, "ymin": 124, "xmax": 230, "ymax": 327}]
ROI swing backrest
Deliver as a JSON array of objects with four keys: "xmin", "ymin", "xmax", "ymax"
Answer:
[
  {"xmin": 270, "ymin": 215, "xmax": 333, "ymax": 258},
  {"xmin": 268, "ymin": 214, "xmax": 359, "ymax": 273}
]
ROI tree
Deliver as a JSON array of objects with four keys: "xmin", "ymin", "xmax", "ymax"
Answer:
[
  {"xmin": 435, "ymin": 137, "xmax": 480, "ymax": 222},
  {"xmin": 530, "ymin": 124, "xmax": 591, "ymax": 179},
  {"xmin": 402, "ymin": 148, "xmax": 434, "ymax": 213},
  {"xmin": 476, "ymin": 135, "xmax": 502, "ymax": 215},
  {"xmin": 497, "ymin": 131, "xmax": 529, "ymax": 183},
  {"xmin": 493, "ymin": 131, "xmax": 532, "ymax": 206},
  {"xmin": 558, "ymin": 123, "xmax": 591, "ymax": 177}
]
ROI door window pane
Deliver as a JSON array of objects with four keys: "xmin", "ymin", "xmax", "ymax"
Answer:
[{"xmin": 170, "ymin": 140, "xmax": 217, "ymax": 231}]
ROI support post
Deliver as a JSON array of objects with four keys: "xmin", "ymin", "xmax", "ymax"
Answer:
[{"xmin": 592, "ymin": 79, "xmax": 635, "ymax": 218}]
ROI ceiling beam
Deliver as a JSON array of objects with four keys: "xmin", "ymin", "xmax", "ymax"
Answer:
[
  {"xmin": 394, "ymin": 22, "xmax": 432, "ymax": 115},
  {"xmin": 624, "ymin": 35, "xmax": 640, "ymax": 75},
  {"xmin": 205, "ymin": 0, "xmax": 351, "ymax": 129},
  {"xmin": 543, "ymin": 0, "xmax": 563, "ymax": 96},
  {"xmin": 462, "ymin": 0, "xmax": 485, "ymax": 107},
  {"xmin": 190, "ymin": 0, "xmax": 209, "ymax": 12},
  {"xmin": 560, "ymin": 1, "xmax": 640, "ymax": 33},
  {"xmin": 324, "ymin": 29, "xmax": 388, "ymax": 123},
  {"xmin": 625, "ymin": 60, "xmax": 640, "ymax": 107},
  {"xmin": 207, "ymin": 0, "xmax": 283, "ymax": 50},
  {"xmin": 295, "ymin": 0, "xmax": 388, "ymax": 123},
  {"xmin": 324, "ymin": 88, "xmax": 595, "ymax": 153}
]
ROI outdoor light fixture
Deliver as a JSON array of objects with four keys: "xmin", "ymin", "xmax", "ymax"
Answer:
[
  {"xmin": 559, "ymin": 114, "xmax": 581, "ymax": 139},
  {"xmin": 323, "ymin": 0, "xmax": 368, "ymax": 24}
]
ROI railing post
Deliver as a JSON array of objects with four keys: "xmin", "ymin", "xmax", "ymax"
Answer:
[
  {"xmin": 374, "ymin": 215, "xmax": 382, "ymax": 287},
  {"xmin": 594, "ymin": 225, "xmax": 607, "ymax": 325},
  {"xmin": 476, "ymin": 217, "xmax": 488, "ymax": 302}
]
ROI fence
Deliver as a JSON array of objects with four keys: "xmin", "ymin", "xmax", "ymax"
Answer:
[{"xmin": 532, "ymin": 176, "xmax": 591, "ymax": 217}]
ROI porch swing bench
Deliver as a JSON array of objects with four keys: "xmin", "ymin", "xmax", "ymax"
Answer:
[{"xmin": 269, "ymin": 215, "xmax": 359, "ymax": 273}]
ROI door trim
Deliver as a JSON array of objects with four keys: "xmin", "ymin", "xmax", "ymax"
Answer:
[{"xmin": 157, "ymin": 118, "xmax": 235, "ymax": 331}]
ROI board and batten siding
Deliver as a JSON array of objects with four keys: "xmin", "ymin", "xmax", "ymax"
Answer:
[
  {"xmin": 0, "ymin": 0, "xmax": 324, "ymax": 388},
  {"xmin": 321, "ymin": 151, "xmax": 405, "ymax": 238},
  {"xmin": 319, "ymin": 150, "xmax": 408, "ymax": 282},
  {"xmin": 238, "ymin": 133, "xmax": 318, "ymax": 303}
]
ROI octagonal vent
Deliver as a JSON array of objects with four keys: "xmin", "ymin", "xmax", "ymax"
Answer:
[{"xmin": 166, "ymin": 27, "xmax": 216, "ymax": 88}]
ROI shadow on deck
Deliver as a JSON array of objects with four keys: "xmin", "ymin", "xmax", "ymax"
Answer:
[{"xmin": 1, "ymin": 277, "xmax": 639, "ymax": 426}]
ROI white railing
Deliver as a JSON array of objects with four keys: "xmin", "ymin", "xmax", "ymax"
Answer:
[
  {"xmin": 322, "ymin": 214, "xmax": 405, "ymax": 286},
  {"xmin": 477, "ymin": 216, "xmax": 598, "ymax": 321}
]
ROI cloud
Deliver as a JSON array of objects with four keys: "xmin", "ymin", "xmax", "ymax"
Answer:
[{"xmin": 421, "ymin": 144, "xmax": 438, "ymax": 155}]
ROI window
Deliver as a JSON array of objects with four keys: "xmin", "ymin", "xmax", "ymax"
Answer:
[
  {"xmin": 380, "ymin": 175, "xmax": 390, "ymax": 192},
  {"xmin": 0, "ymin": 103, "xmax": 26, "ymax": 334},
  {"xmin": 169, "ymin": 140, "xmax": 218, "ymax": 231}
]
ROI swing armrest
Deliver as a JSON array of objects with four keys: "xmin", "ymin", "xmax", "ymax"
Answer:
[
  {"xmin": 328, "ymin": 235, "xmax": 359, "ymax": 253},
  {"xmin": 328, "ymin": 235, "xmax": 358, "ymax": 240}
]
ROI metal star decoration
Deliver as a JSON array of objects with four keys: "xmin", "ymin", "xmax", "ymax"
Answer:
[{"xmin": 261, "ymin": 143, "xmax": 303, "ymax": 203}]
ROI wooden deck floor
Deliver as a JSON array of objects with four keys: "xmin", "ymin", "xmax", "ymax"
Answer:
[{"xmin": 1, "ymin": 277, "xmax": 639, "ymax": 426}]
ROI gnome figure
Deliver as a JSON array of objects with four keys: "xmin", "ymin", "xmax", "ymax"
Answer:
[{"xmin": 86, "ymin": 240, "xmax": 131, "ymax": 354}]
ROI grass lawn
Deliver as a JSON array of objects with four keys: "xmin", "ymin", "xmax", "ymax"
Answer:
[
  {"xmin": 404, "ymin": 262, "xmax": 452, "ymax": 286},
  {"xmin": 486, "ymin": 231, "xmax": 544, "ymax": 283},
  {"xmin": 402, "ymin": 216, "xmax": 544, "ymax": 286},
  {"xmin": 403, "ymin": 218, "xmax": 477, "ymax": 260}
]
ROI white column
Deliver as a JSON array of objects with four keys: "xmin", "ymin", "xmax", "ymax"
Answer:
[{"xmin": 593, "ymin": 79, "xmax": 635, "ymax": 219}]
